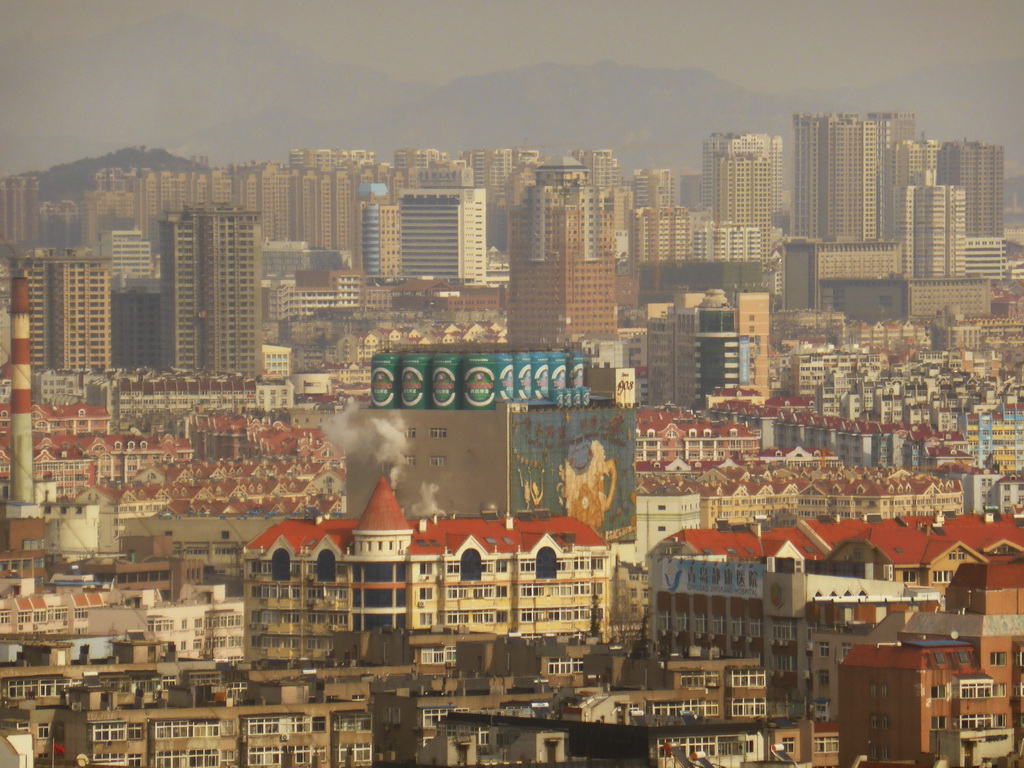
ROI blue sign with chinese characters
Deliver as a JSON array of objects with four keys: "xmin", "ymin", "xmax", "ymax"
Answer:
[{"xmin": 660, "ymin": 558, "xmax": 764, "ymax": 599}]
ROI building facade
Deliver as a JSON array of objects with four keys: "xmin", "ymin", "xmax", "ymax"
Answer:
[
  {"xmin": 793, "ymin": 113, "xmax": 878, "ymax": 241},
  {"xmin": 398, "ymin": 188, "xmax": 487, "ymax": 283},
  {"xmin": 937, "ymin": 140, "xmax": 1004, "ymax": 238},
  {"xmin": 159, "ymin": 204, "xmax": 263, "ymax": 375},
  {"xmin": 244, "ymin": 476, "xmax": 612, "ymax": 661},
  {"xmin": 22, "ymin": 248, "xmax": 112, "ymax": 370},
  {"xmin": 508, "ymin": 157, "xmax": 616, "ymax": 346}
]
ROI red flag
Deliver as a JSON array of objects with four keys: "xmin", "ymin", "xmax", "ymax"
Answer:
[{"xmin": 53, "ymin": 744, "xmax": 66, "ymax": 756}]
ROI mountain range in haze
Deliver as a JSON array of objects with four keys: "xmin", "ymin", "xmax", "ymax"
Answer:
[{"xmin": 3, "ymin": 12, "xmax": 1022, "ymax": 175}]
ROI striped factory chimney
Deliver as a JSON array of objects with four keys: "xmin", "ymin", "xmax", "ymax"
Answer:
[{"xmin": 9, "ymin": 268, "xmax": 32, "ymax": 504}]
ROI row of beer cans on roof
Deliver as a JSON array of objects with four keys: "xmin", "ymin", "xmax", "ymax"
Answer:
[{"xmin": 370, "ymin": 351, "xmax": 589, "ymax": 410}]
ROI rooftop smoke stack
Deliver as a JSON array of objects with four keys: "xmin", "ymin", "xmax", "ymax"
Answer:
[{"xmin": 9, "ymin": 268, "xmax": 32, "ymax": 505}]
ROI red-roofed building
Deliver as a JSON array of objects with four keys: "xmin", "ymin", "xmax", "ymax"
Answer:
[
  {"xmin": 245, "ymin": 477, "xmax": 611, "ymax": 661},
  {"xmin": 635, "ymin": 409, "xmax": 761, "ymax": 465},
  {"xmin": 839, "ymin": 640, "xmax": 1012, "ymax": 766}
]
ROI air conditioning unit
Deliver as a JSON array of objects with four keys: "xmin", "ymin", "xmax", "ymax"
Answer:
[
  {"xmin": 732, "ymin": 635, "xmax": 741, "ymax": 642},
  {"xmin": 805, "ymin": 642, "xmax": 814, "ymax": 653},
  {"xmin": 803, "ymin": 671, "xmax": 811, "ymax": 680}
]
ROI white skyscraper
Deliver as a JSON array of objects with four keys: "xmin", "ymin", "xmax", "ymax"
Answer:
[{"xmin": 398, "ymin": 188, "xmax": 487, "ymax": 283}]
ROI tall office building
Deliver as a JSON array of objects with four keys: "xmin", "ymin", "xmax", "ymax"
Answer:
[
  {"xmin": 632, "ymin": 169, "xmax": 677, "ymax": 209},
  {"xmin": 570, "ymin": 149, "xmax": 621, "ymax": 189},
  {"xmin": 868, "ymin": 111, "xmax": 916, "ymax": 240},
  {"xmin": 937, "ymin": 141, "xmax": 1004, "ymax": 238},
  {"xmin": 38, "ymin": 201, "xmax": 82, "ymax": 251},
  {"xmin": 633, "ymin": 207, "xmax": 691, "ymax": 264},
  {"xmin": 397, "ymin": 188, "xmax": 487, "ymax": 283},
  {"xmin": 459, "ymin": 149, "xmax": 541, "ymax": 251},
  {"xmin": 893, "ymin": 140, "xmax": 940, "ymax": 188},
  {"xmin": 691, "ymin": 220, "xmax": 763, "ymax": 263},
  {"xmin": 111, "ymin": 280, "xmax": 162, "ymax": 370},
  {"xmin": 82, "ymin": 168, "xmax": 232, "ymax": 245},
  {"xmin": 97, "ymin": 230, "xmax": 153, "ymax": 286},
  {"xmin": 288, "ymin": 148, "xmax": 375, "ymax": 170},
  {"xmin": 708, "ymin": 152, "xmax": 773, "ymax": 261},
  {"xmin": 508, "ymin": 157, "xmax": 616, "ymax": 346},
  {"xmin": 289, "ymin": 167, "xmax": 359, "ymax": 256},
  {"xmin": 701, "ymin": 134, "xmax": 783, "ymax": 217},
  {"xmin": 393, "ymin": 148, "xmax": 451, "ymax": 170},
  {"xmin": 22, "ymin": 248, "xmax": 111, "ymax": 370},
  {"xmin": 897, "ymin": 184, "xmax": 966, "ymax": 278},
  {"xmin": 792, "ymin": 114, "xmax": 878, "ymax": 241},
  {"xmin": 0, "ymin": 177, "xmax": 39, "ymax": 246},
  {"xmin": 159, "ymin": 204, "xmax": 262, "ymax": 375},
  {"xmin": 962, "ymin": 237, "xmax": 1006, "ymax": 280},
  {"xmin": 647, "ymin": 289, "xmax": 769, "ymax": 408},
  {"xmin": 232, "ymin": 163, "xmax": 291, "ymax": 242}
]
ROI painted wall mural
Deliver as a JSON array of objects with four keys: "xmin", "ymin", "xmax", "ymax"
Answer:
[{"xmin": 510, "ymin": 408, "xmax": 635, "ymax": 533}]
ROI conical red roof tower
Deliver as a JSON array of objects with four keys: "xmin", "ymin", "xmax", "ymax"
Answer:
[{"xmin": 355, "ymin": 475, "xmax": 413, "ymax": 531}]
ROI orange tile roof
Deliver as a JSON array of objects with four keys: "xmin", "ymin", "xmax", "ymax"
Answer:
[{"xmin": 355, "ymin": 476, "xmax": 413, "ymax": 532}]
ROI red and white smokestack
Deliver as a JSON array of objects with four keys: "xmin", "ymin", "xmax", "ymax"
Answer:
[{"xmin": 10, "ymin": 270, "xmax": 32, "ymax": 504}]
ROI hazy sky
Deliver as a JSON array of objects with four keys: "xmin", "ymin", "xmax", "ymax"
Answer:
[{"xmin": 4, "ymin": 0, "xmax": 1022, "ymax": 91}]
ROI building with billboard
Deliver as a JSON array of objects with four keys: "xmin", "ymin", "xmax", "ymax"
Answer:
[{"xmin": 347, "ymin": 400, "xmax": 635, "ymax": 536}]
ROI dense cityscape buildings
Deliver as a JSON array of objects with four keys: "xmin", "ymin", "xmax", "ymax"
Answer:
[{"xmin": 0, "ymin": 17, "xmax": 1020, "ymax": 763}]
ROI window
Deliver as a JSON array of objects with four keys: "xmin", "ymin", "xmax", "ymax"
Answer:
[
  {"xmin": 547, "ymin": 658, "xmax": 584, "ymax": 675},
  {"xmin": 958, "ymin": 713, "xmax": 1001, "ymax": 729},
  {"xmin": 730, "ymin": 698, "xmax": 766, "ymax": 717},
  {"xmin": 153, "ymin": 721, "xmax": 221, "ymax": 739},
  {"xmin": 338, "ymin": 744, "xmax": 371, "ymax": 765},
  {"xmin": 818, "ymin": 642, "xmax": 830, "ymax": 658},
  {"xmin": 728, "ymin": 670, "xmax": 765, "ymax": 688},
  {"xmin": 270, "ymin": 549, "xmax": 291, "ymax": 581},
  {"xmin": 959, "ymin": 680, "xmax": 994, "ymax": 698},
  {"xmin": 405, "ymin": 428, "xmax": 416, "ymax": 438},
  {"xmin": 429, "ymin": 428, "xmax": 447, "ymax": 438},
  {"xmin": 536, "ymin": 547, "xmax": 557, "ymax": 580},
  {"xmin": 818, "ymin": 669, "xmax": 830, "ymax": 686},
  {"xmin": 931, "ymin": 715, "xmax": 947, "ymax": 730},
  {"xmin": 930, "ymin": 684, "xmax": 947, "ymax": 699},
  {"xmin": 403, "ymin": 455, "xmax": 416, "ymax": 466},
  {"xmin": 316, "ymin": 550, "xmax": 337, "ymax": 582},
  {"xmin": 153, "ymin": 749, "xmax": 219, "ymax": 768},
  {"xmin": 91, "ymin": 722, "xmax": 128, "ymax": 741},
  {"xmin": 990, "ymin": 652, "xmax": 1007, "ymax": 666},
  {"xmin": 932, "ymin": 570, "xmax": 953, "ymax": 584},
  {"xmin": 813, "ymin": 736, "xmax": 839, "ymax": 753},
  {"xmin": 781, "ymin": 737, "xmax": 795, "ymax": 752},
  {"xmin": 429, "ymin": 456, "xmax": 447, "ymax": 467}
]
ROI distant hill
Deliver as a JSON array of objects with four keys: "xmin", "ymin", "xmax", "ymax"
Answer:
[
  {"xmin": 1, "ymin": 12, "xmax": 1020, "ymax": 175},
  {"xmin": 27, "ymin": 147, "xmax": 197, "ymax": 203}
]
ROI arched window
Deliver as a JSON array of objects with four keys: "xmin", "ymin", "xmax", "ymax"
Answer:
[
  {"xmin": 316, "ymin": 550, "xmax": 337, "ymax": 582},
  {"xmin": 271, "ymin": 548, "xmax": 291, "ymax": 581},
  {"xmin": 460, "ymin": 549, "xmax": 482, "ymax": 582},
  {"xmin": 536, "ymin": 547, "xmax": 557, "ymax": 580}
]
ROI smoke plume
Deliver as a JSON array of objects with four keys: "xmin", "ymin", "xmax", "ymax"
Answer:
[
  {"xmin": 410, "ymin": 482, "xmax": 445, "ymax": 519},
  {"xmin": 323, "ymin": 402, "xmax": 408, "ymax": 487}
]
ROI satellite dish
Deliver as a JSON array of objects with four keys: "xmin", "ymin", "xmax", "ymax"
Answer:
[
  {"xmin": 950, "ymin": 630, "xmax": 959, "ymax": 640},
  {"xmin": 76, "ymin": 755, "xmax": 90, "ymax": 768}
]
